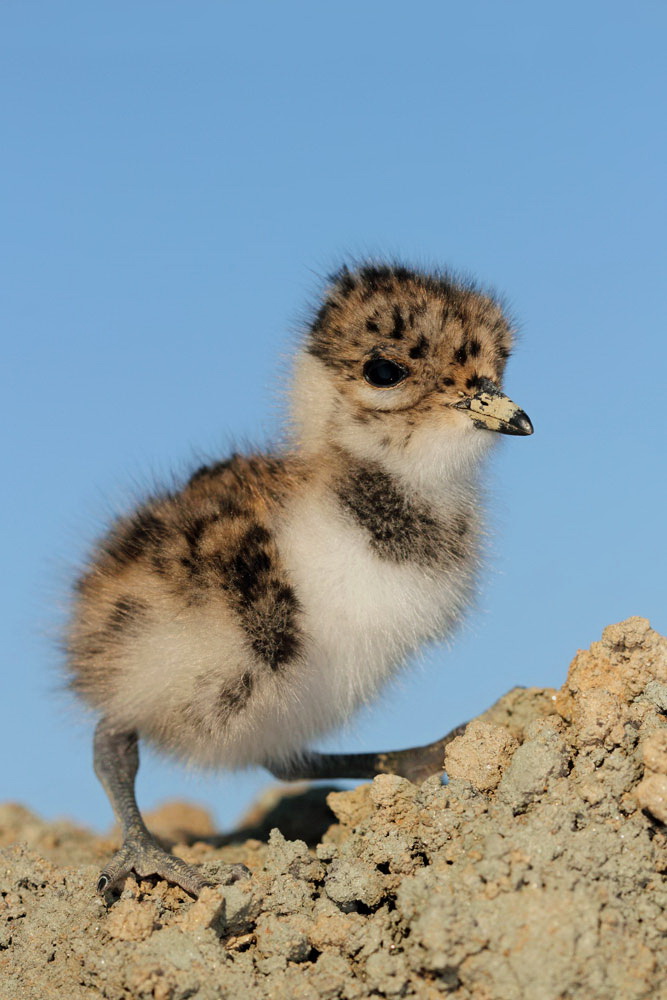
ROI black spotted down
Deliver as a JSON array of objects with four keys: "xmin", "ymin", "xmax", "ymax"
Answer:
[
  {"xmin": 225, "ymin": 525, "xmax": 273, "ymax": 603},
  {"xmin": 390, "ymin": 305, "xmax": 405, "ymax": 339},
  {"xmin": 104, "ymin": 508, "xmax": 170, "ymax": 566},
  {"xmin": 67, "ymin": 594, "xmax": 150, "ymax": 691},
  {"xmin": 217, "ymin": 670, "xmax": 255, "ymax": 721},
  {"xmin": 104, "ymin": 596, "xmax": 147, "ymax": 635},
  {"xmin": 188, "ymin": 457, "xmax": 235, "ymax": 485},
  {"xmin": 408, "ymin": 334, "xmax": 429, "ymax": 360},
  {"xmin": 222, "ymin": 525, "xmax": 303, "ymax": 670},
  {"xmin": 244, "ymin": 579, "xmax": 302, "ymax": 669},
  {"xmin": 336, "ymin": 462, "xmax": 470, "ymax": 567},
  {"xmin": 180, "ymin": 515, "xmax": 303, "ymax": 672}
]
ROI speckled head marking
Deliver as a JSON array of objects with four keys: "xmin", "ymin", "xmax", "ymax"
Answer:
[
  {"xmin": 292, "ymin": 263, "xmax": 531, "ymax": 466},
  {"xmin": 308, "ymin": 263, "xmax": 512, "ymax": 394}
]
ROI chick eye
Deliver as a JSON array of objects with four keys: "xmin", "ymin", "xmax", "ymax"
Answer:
[{"xmin": 363, "ymin": 358, "xmax": 408, "ymax": 388}]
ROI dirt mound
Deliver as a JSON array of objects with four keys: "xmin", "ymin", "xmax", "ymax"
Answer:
[{"xmin": 2, "ymin": 617, "xmax": 667, "ymax": 999}]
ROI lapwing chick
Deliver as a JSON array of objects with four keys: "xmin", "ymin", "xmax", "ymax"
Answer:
[{"xmin": 68, "ymin": 263, "xmax": 533, "ymax": 897}]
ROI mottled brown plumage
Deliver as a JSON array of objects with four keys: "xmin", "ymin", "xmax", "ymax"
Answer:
[{"xmin": 68, "ymin": 261, "xmax": 533, "ymax": 897}]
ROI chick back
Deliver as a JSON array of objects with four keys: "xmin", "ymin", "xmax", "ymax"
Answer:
[{"xmin": 67, "ymin": 454, "xmax": 311, "ymax": 767}]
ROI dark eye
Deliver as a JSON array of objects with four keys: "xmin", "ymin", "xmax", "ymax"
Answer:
[{"xmin": 363, "ymin": 358, "xmax": 408, "ymax": 388}]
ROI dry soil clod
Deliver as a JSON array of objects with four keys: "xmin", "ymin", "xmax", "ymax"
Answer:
[{"xmin": 2, "ymin": 617, "xmax": 667, "ymax": 1000}]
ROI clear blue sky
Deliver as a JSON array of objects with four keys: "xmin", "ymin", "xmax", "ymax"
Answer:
[{"xmin": 2, "ymin": 1, "xmax": 665, "ymax": 833}]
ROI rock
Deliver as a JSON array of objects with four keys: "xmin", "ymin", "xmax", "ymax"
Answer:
[
  {"xmin": 556, "ymin": 617, "xmax": 667, "ymax": 718},
  {"xmin": 2, "ymin": 618, "xmax": 667, "ymax": 999},
  {"xmin": 254, "ymin": 912, "xmax": 311, "ymax": 962},
  {"xmin": 635, "ymin": 773, "xmax": 667, "ymax": 824},
  {"xmin": 444, "ymin": 719, "xmax": 519, "ymax": 791},
  {"xmin": 498, "ymin": 723, "xmax": 570, "ymax": 810},
  {"xmin": 106, "ymin": 896, "xmax": 159, "ymax": 941},
  {"xmin": 324, "ymin": 858, "xmax": 385, "ymax": 909},
  {"xmin": 641, "ymin": 730, "xmax": 667, "ymax": 775},
  {"xmin": 642, "ymin": 680, "xmax": 667, "ymax": 711}
]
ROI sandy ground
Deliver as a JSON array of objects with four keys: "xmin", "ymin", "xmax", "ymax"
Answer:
[{"xmin": 2, "ymin": 617, "xmax": 667, "ymax": 999}]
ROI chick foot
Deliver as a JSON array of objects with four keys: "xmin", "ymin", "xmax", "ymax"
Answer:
[{"xmin": 96, "ymin": 833, "xmax": 249, "ymax": 897}]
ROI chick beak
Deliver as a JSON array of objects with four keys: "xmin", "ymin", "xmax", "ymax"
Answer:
[{"xmin": 453, "ymin": 378, "xmax": 533, "ymax": 436}]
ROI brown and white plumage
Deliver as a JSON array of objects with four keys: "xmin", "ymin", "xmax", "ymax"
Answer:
[{"xmin": 67, "ymin": 262, "xmax": 533, "ymax": 895}]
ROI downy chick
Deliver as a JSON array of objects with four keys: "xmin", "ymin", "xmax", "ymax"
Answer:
[{"xmin": 68, "ymin": 262, "xmax": 533, "ymax": 896}]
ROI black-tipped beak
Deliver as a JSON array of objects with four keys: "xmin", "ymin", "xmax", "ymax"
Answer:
[{"xmin": 454, "ymin": 378, "xmax": 533, "ymax": 436}]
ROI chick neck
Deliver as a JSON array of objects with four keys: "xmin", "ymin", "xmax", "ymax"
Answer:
[{"xmin": 289, "ymin": 352, "xmax": 495, "ymax": 508}]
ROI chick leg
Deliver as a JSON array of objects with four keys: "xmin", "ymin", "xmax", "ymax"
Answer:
[
  {"xmin": 266, "ymin": 722, "xmax": 467, "ymax": 786},
  {"xmin": 93, "ymin": 720, "xmax": 247, "ymax": 897}
]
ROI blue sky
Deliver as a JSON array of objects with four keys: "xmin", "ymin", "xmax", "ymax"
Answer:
[{"xmin": 2, "ymin": 1, "xmax": 665, "ymax": 833}]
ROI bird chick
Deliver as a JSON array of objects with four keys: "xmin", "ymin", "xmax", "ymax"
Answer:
[{"xmin": 67, "ymin": 262, "xmax": 533, "ymax": 896}]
